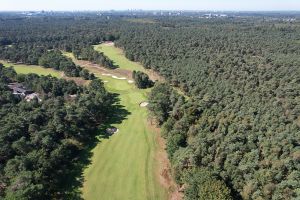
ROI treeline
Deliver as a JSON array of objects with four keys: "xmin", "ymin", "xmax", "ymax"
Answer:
[
  {"xmin": 39, "ymin": 50, "xmax": 95, "ymax": 79},
  {"xmin": 0, "ymin": 16, "xmax": 118, "ymax": 52},
  {"xmin": 0, "ymin": 63, "xmax": 113, "ymax": 199},
  {"xmin": 73, "ymin": 46, "xmax": 116, "ymax": 69},
  {"xmin": 139, "ymin": 19, "xmax": 300, "ymax": 199},
  {"xmin": 149, "ymin": 83, "xmax": 233, "ymax": 199}
]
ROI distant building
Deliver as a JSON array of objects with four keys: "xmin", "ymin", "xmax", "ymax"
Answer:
[
  {"xmin": 7, "ymin": 82, "xmax": 41, "ymax": 102},
  {"xmin": 25, "ymin": 93, "xmax": 42, "ymax": 102},
  {"xmin": 7, "ymin": 83, "xmax": 33, "ymax": 96}
]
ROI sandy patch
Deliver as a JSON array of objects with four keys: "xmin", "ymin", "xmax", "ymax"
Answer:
[
  {"xmin": 112, "ymin": 75, "xmax": 126, "ymax": 80},
  {"xmin": 102, "ymin": 73, "xmax": 112, "ymax": 76},
  {"xmin": 102, "ymin": 73, "xmax": 127, "ymax": 80},
  {"xmin": 147, "ymin": 119, "xmax": 183, "ymax": 200},
  {"xmin": 61, "ymin": 72, "xmax": 90, "ymax": 86},
  {"xmin": 103, "ymin": 81, "xmax": 108, "ymax": 83},
  {"xmin": 140, "ymin": 102, "xmax": 149, "ymax": 107},
  {"xmin": 128, "ymin": 80, "xmax": 134, "ymax": 84}
]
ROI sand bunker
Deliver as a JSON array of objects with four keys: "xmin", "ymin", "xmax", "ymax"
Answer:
[
  {"xmin": 140, "ymin": 102, "xmax": 149, "ymax": 107},
  {"xmin": 102, "ymin": 73, "xmax": 112, "ymax": 76},
  {"xmin": 103, "ymin": 81, "xmax": 108, "ymax": 83},
  {"xmin": 128, "ymin": 80, "xmax": 134, "ymax": 84},
  {"xmin": 112, "ymin": 75, "xmax": 126, "ymax": 80},
  {"xmin": 102, "ymin": 73, "xmax": 126, "ymax": 80}
]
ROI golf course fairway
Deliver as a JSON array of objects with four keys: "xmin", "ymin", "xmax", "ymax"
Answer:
[
  {"xmin": 81, "ymin": 44, "xmax": 168, "ymax": 200},
  {"xmin": 94, "ymin": 43, "xmax": 146, "ymax": 72}
]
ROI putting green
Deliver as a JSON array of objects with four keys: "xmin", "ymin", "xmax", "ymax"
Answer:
[
  {"xmin": 82, "ymin": 46, "xmax": 167, "ymax": 200},
  {"xmin": 1, "ymin": 60, "xmax": 61, "ymax": 78}
]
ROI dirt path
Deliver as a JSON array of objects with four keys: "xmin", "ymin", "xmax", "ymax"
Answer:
[
  {"xmin": 61, "ymin": 72, "xmax": 90, "ymax": 86},
  {"xmin": 71, "ymin": 59, "xmax": 134, "ymax": 80}
]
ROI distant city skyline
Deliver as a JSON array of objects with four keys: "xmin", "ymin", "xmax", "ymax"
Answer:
[{"xmin": 1, "ymin": 0, "xmax": 300, "ymax": 11}]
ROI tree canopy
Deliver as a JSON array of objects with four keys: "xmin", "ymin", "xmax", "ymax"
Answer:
[
  {"xmin": 132, "ymin": 70, "xmax": 154, "ymax": 89},
  {"xmin": 0, "ymin": 63, "xmax": 114, "ymax": 199}
]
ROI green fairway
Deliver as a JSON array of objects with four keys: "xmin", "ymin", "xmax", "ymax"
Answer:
[
  {"xmin": 82, "ymin": 46, "xmax": 167, "ymax": 200},
  {"xmin": 94, "ymin": 43, "xmax": 146, "ymax": 72},
  {"xmin": 1, "ymin": 60, "xmax": 61, "ymax": 78}
]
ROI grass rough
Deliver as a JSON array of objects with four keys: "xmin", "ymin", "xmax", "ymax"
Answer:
[{"xmin": 1, "ymin": 60, "xmax": 61, "ymax": 78}]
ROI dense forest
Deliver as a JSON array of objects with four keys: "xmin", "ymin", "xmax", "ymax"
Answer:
[
  {"xmin": 0, "ymin": 16, "xmax": 116, "ymax": 72},
  {"xmin": 0, "ymin": 63, "xmax": 115, "ymax": 199},
  {"xmin": 123, "ymin": 18, "xmax": 300, "ymax": 199},
  {"xmin": 0, "ymin": 14, "xmax": 299, "ymax": 199}
]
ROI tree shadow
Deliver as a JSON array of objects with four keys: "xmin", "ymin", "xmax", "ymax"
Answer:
[
  {"xmin": 109, "ymin": 61, "xmax": 119, "ymax": 70},
  {"xmin": 60, "ymin": 92, "xmax": 130, "ymax": 199}
]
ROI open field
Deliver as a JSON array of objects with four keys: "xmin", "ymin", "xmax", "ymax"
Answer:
[
  {"xmin": 1, "ymin": 60, "xmax": 61, "ymax": 78},
  {"xmin": 81, "ymin": 46, "xmax": 169, "ymax": 200}
]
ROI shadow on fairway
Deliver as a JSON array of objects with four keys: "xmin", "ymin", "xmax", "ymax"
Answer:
[
  {"xmin": 111, "ymin": 61, "xmax": 119, "ymax": 69},
  {"xmin": 60, "ymin": 92, "xmax": 130, "ymax": 199}
]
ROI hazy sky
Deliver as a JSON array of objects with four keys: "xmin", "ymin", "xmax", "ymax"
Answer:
[{"xmin": 1, "ymin": 0, "xmax": 300, "ymax": 11}]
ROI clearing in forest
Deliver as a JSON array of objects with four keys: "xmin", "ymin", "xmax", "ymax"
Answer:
[{"xmin": 1, "ymin": 60, "xmax": 62, "ymax": 78}]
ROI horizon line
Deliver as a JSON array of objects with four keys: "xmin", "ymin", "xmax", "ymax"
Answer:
[{"xmin": 0, "ymin": 9, "xmax": 300, "ymax": 12}]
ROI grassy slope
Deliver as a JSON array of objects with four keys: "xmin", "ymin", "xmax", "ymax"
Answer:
[
  {"xmin": 94, "ymin": 44, "xmax": 146, "ymax": 72},
  {"xmin": 82, "ymin": 46, "xmax": 167, "ymax": 200},
  {"xmin": 1, "ymin": 60, "xmax": 61, "ymax": 78}
]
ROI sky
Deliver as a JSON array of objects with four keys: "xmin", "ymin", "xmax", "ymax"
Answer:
[{"xmin": 0, "ymin": 0, "xmax": 300, "ymax": 11}]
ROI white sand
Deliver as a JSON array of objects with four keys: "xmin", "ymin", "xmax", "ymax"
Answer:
[
  {"xmin": 102, "ymin": 73, "xmax": 112, "ymax": 76},
  {"xmin": 112, "ymin": 75, "xmax": 126, "ymax": 80},
  {"xmin": 140, "ymin": 102, "xmax": 149, "ymax": 107}
]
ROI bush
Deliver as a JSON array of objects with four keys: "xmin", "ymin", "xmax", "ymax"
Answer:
[{"xmin": 132, "ymin": 71, "xmax": 154, "ymax": 89}]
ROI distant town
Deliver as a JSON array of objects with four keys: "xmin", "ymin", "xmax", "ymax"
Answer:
[{"xmin": 0, "ymin": 10, "xmax": 299, "ymax": 21}]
